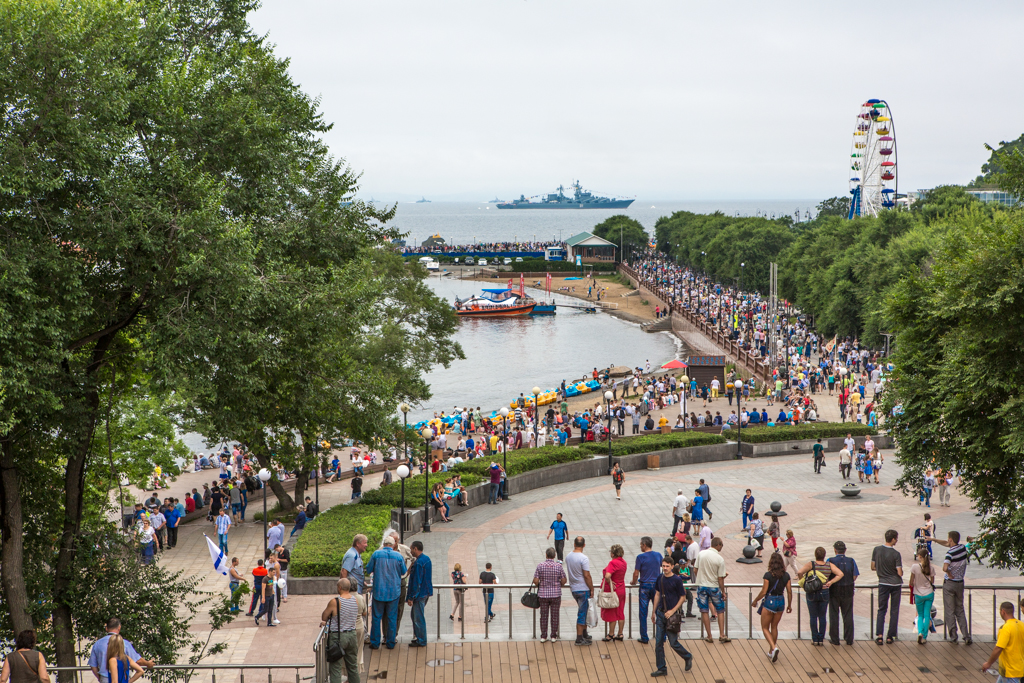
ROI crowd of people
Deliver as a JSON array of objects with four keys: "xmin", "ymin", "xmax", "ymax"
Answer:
[{"xmin": 400, "ymin": 240, "xmax": 563, "ymax": 256}]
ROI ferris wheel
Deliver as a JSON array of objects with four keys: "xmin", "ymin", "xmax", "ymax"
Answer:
[{"xmin": 847, "ymin": 99, "xmax": 897, "ymax": 218}]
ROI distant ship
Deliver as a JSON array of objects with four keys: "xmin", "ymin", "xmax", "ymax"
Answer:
[
  {"xmin": 497, "ymin": 181, "xmax": 634, "ymax": 209},
  {"xmin": 416, "ymin": 197, "xmax": 431, "ymax": 203},
  {"xmin": 488, "ymin": 197, "xmax": 502, "ymax": 203}
]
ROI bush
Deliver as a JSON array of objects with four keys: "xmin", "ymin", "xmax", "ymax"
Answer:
[
  {"xmin": 509, "ymin": 259, "xmax": 616, "ymax": 273},
  {"xmin": 289, "ymin": 504, "xmax": 393, "ymax": 577},
  {"xmin": 578, "ymin": 431, "xmax": 727, "ymax": 456},
  {"xmin": 738, "ymin": 423, "xmax": 876, "ymax": 443},
  {"xmin": 358, "ymin": 471, "xmax": 483, "ymax": 508},
  {"xmin": 453, "ymin": 446, "xmax": 592, "ymax": 478}
]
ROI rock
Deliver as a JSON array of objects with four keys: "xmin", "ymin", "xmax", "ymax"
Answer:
[{"xmin": 607, "ymin": 366, "xmax": 632, "ymax": 377}]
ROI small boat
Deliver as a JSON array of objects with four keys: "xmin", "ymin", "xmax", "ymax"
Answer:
[
  {"xmin": 454, "ymin": 289, "xmax": 536, "ymax": 317},
  {"xmin": 530, "ymin": 303, "xmax": 556, "ymax": 315}
]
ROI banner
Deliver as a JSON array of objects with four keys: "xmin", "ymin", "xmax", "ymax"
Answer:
[
  {"xmin": 507, "ymin": 278, "xmax": 513, "ymax": 290},
  {"xmin": 545, "ymin": 272, "xmax": 552, "ymax": 295},
  {"xmin": 823, "ymin": 335, "xmax": 837, "ymax": 354},
  {"xmin": 519, "ymin": 273, "xmax": 525, "ymax": 297}
]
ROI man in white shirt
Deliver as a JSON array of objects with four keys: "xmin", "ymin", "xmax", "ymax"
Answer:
[
  {"xmin": 711, "ymin": 377, "xmax": 720, "ymax": 400},
  {"xmin": 839, "ymin": 447, "xmax": 852, "ymax": 479},
  {"xmin": 671, "ymin": 489, "xmax": 690, "ymax": 536},
  {"xmin": 695, "ymin": 537, "xmax": 730, "ymax": 643},
  {"xmin": 843, "ymin": 433, "xmax": 857, "ymax": 453},
  {"xmin": 564, "ymin": 537, "xmax": 594, "ymax": 646}
]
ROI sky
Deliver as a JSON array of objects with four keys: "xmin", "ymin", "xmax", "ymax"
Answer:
[{"xmin": 249, "ymin": 1, "xmax": 1024, "ymax": 201}]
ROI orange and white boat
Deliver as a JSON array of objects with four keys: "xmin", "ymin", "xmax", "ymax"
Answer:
[{"xmin": 454, "ymin": 288, "xmax": 536, "ymax": 317}]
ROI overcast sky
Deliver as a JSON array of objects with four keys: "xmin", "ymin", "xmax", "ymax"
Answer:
[{"xmin": 250, "ymin": 1, "xmax": 1024, "ymax": 201}]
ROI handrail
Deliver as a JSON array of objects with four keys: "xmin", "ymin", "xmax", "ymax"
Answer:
[{"xmin": 48, "ymin": 664, "xmax": 315, "ymax": 683}]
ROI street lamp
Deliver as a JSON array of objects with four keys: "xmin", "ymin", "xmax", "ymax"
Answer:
[
  {"xmin": 258, "ymin": 468, "xmax": 272, "ymax": 559},
  {"xmin": 604, "ymin": 390, "xmax": 614, "ymax": 472},
  {"xmin": 681, "ymin": 374, "xmax": 689, "ymax": 431},
  {"xmin": 396, "ymin": 464, "xmax": 411, "ymax": 543},
  {"xmin": 531, "ymin": 387, "xmax": 541, "ymax": 449},
  {"xmin": 499, "ymin": 406, "xmax": 510, "ymax": 500},
  {"xmin": 734, "ymin": 380, "xmax": 744, "ymax": 460},
  {"xmin": 420, "ymin": 427, "xmax": 433, "ymax": 532},
  {"xmin": 399, "ymin": 403, "xmax": 410, "ymax": 463}
]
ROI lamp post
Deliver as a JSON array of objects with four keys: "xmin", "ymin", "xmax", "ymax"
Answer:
[
  {"xmin": 604, "ymin": 390, "xmax": 614, "ymax": 472},
  {"xmin": 258, "ymin": 468, "xmax": 272, "ymax": 559},
  {"xmin": 420, "ymin": 427, "xmax": 433, "ymax": 532},
  {"xmin": 734, "ymin": 380, "xmax": 744, "ymax": 460},
  {"xmin": 681, "ymin": 374, "xmax": 689, "ymax": 431},
  {"xmin": 397, "ymin": 464, "xmax": 411, "ymax": 543},
  {"xmin": 400, "ymin": 403, "xmax": 410, "ymax": 463},
  {"xmin": 531, "ymin": 387, "xmax": 541, "ymax": 449},
  {"xmin": 499, "ymin": 406, "xmax": 509, "ymax": 500},
  {"xmin": 312, "ymin": 439, "xmax": 319, "ymax": 508}
]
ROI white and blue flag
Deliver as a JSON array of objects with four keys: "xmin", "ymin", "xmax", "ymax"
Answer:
[{"xmin": 205, "ymin": 535, "xmax": 229, "ymax": 576}]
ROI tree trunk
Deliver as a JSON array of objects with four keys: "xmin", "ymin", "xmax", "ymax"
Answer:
[
  {"xmin": 250, "ymin": 441, "xmax": 295, "ymax": 512},
  {"xmin": 0, "ymin": 435, "xmax": 34, "ymax": 636},
  {"xmin": 292, "ymin": 466, "xmax": 309, "ymax": 504}
]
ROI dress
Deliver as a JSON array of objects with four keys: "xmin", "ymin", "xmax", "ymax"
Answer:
[{"xmin": 600, "ymin": 556, "xmax": 627, "ymax": 622}]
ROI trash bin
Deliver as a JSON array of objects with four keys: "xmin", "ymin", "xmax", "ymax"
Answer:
[
  {"xmin": 660, "ymin": 425, "xmax": 672, "ymax": 435},
  {"xmin": 647, "ymin": 454, "xmax": 660, "ymax": 470}
]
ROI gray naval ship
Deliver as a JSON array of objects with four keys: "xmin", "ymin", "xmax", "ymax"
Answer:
[{"xmin": 496, "ymin": 181, "xmax": 634, "ymax": 209}]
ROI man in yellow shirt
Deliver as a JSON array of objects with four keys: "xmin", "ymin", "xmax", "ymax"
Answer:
[{"xmin": 981, "ymin": 601, "xmax": 1024, "ymax": 681}]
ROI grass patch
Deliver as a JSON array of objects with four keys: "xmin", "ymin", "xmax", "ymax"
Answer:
[
  {"xmin": 738, "ymin": 423, "xmax": 876, "ymax": 443},
  {"xmin": 289, "ymin": 504, "xmax": 393, "ymax": 577}
]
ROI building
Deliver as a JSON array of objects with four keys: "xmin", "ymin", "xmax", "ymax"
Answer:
[
  {"xmin": 564, "ymin": 232, "xmax": 618, "ymax": 263},
  {"xmin": 685, "ymin": 355, "xmax": 727, "ymax": 389},
  {"xmin": 965, "ymin": 188, "xmax": 1017, "ymax": 206}
]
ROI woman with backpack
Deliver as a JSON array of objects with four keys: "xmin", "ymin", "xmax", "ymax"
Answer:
[{"xmin": 797, "ymin": 547, "xmax": 845, "ymax": 646}]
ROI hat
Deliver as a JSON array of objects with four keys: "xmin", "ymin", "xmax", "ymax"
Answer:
[{"xmin": 833, "ymin": 540, "xmax": 847, "ymax": 553}]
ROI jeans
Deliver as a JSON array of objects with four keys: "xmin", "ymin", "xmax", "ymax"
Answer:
[
  {"xmin": 539, "ymin": 597, "xmax": 561, "ymax": 638},
  {"xmin": 920, "ymin": 487, "xmax": 932, "ymax": 506},
  {"xmin": 741, "ymin": 511, "xmax": 750, "ymax": 530},
  {"xmin": 637, "ymin": 582, "xmax": 657, "ymax": 641},
  {"xmin": 672, "ymin": 515, "xmax": 683, "ymax": 537},
  {"xmin": 326, "ymin": 630, "xmax": 360, "ymax": 683},
  {"xmin": 411, "ymin": 596, "xmax": 429, "ymax": 645},
  {"xmin": 875, "ymin": 584, "xmax": 901, "ymax": 639},
  {"xmin": 489, "ymin": 483, "xmax": 500, "ymax": 504},
  {"xmin": 485, "ymin": 592, "xmax": 495, "ymax": 618},
  {"xmin": 229, "ymin": 581, "xmax": 241, "ymax": 612},
  {"xmin": 806, "ymin": 590, "xmax": 829, "ymax": 643},
  {"xmin": 943, "ymin": 581, "xmax": 970, "ymax": 640},
  {"xmin": 370, "ymin": 598, "xmax": 398, "ymax": 648},
  {"xmin": 572, "ymin": 590, "xmax": 589, "ymax": 625},
  {"xmin": 915, "ymin": 592, "xmax": 934, "ymax": 638},
  {"xmin": 654, "ymin": 611, "xmax": 691, "ymax": 673},
  {"xmin": 814, "ymin": 456, "xmax": 824, "ymax": 473},
  {"xmin": 218, "ymin": 533, "xmax": 229, "ymax": 553},
  {"xmin": 248, "ymin": 589, "xmax": 262, "ymax": 615},
  {"xmin": 255, "ymin": 592, "xmax": 276, "ymax": 623}
]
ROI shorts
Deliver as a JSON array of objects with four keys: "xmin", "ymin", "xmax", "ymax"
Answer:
[
  {"xmin": 697, "ymin": 586, "xmax": 725, "ymax": 613},
  {"xmin": 231, "ymin": 503, "xmax": 241, "ymax": 513},
  {"xmin": 614, "ymin": 483, "xmax": 622, "ymax": 490},
  {"xmin": 572, "ymin": 590, "xmax": 590, "ymax": 625},
  {"xmin": 761, "ymin": 595, "xmax": 785, "ymax": 614}
]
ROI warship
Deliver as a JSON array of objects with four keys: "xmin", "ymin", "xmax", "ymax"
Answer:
[{"xmin": 497, "ymin": 181, "xmax": 634, "ymax": 209}]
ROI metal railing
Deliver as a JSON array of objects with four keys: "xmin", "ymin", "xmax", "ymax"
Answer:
[
  {"xmin": 377, "ymin": 581, "xmax": 1024, "ymax": 643},
  {"xmin": 48, "ymin": 664, "xmax": 314, "ymax": 683}
]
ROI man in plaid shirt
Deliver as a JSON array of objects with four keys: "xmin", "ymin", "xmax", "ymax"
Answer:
[{"xmin": 532, "ymin": 548, "xmax": 567, "ymax": 642}]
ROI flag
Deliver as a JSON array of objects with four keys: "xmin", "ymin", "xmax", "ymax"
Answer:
[
  {"xmin": 519, "ymin": 273, "xmax": 525, "ymax": 297},
  {"xmin": 205, "ymin": 535, "xmax": 229, "ymax": 577},
  {"xmin": 507, "ymin": 278, "xmax": 513, "ymax": 289},
  {"xmin": 545, "ymin": 272, "xmax": 551, "ymax": 295},
  {"xmin": 823, "ymin": 335, "xmax": 837, "ymax": 354}
]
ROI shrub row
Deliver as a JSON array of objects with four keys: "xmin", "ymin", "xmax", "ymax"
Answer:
[
  {"xmin": 737, "ymin": 423, "xmax": 877, "ymax": 443},
  {"xmin": 452, "ymin": 446, "xmax": 592, "ymax": 478},
  {"xmin": 289, "ymin": 503, "xmax": 392, "ymax": 578},
  {"xmin": 577, "ymin": 430, "xmax": 727, "ymax": 456},
  {"xmin": 358, "ymin": 471, "xmax": 484, "ymax": 509}
]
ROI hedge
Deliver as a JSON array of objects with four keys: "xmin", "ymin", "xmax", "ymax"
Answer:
[
  {"xmin": 577, "ymin": 431, "xmax": 726, "ymax": 456},
  {"xmin": 452, "ymin": 446, "xmax": 592, "ymax": 478},
  {"xmin": 358, "ymin": 471, "xmax": 483, "ymax": 508},
  {"xmin": 737, "ymin": 423, "xmax": 877, "ymax": 443},
  {"xmin": 289, "ymin": 503, "xmax": 392, "ymax": 577}
]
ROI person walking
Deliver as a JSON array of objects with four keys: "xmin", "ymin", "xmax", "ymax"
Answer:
[
  {"xmin": 600, "ymin": 544, "xmax": 627, "ymax": 641},
  {"xmin": 827, "ymin": 540, "xmax": 859, "ymax": 646},
  {"xmin": 741, "ymin": 489, "xmax": 754, "ymax": 531},
  {"xmin": 751, "ymin": 553, "xmax": 792, "ymax": 662},
  {"xmin": 215, "ymin": 507, "xmax": 231, "ymax": 553},
  {"xmin": 2, "ymin": 630, "xmax": 51, "ymax": 683},
  {"xmin": 450, "ymin": 563, "xmax": 467, "ymax": 622},
  {"xmin": 479, "ymin": 562, "xmax": 498, "ymax": 622},
  {"xmin": 696, "ymin": 537, "xmax": 730, "ymax": 643},
  {"xmin": 406, "ymin": 540, "xmax": 433, "ymax": 647},
  {"xmin": 909, "ymin": 547, "xmax": 937, "ymax": 644},
  {"xmin": 926, "ymin": 530, "xmax": 972, "ymax": 644},
  {"xmin": 748, "ymin": 512, "xmax": 765, "ymax": 558},
  {"xmin": 689, "ymin": 488, "xmax": 704, "ymax": 525},
  {"xmin": 796, "ymin": 547, "xmax": 844, "ymax": 646},
  {"xmin": 981, "ymin": 602, "xmax": 1024, "ymax": 681},
  {"xmin": 871, "ymin": 529, "xmax": 903, "ymax": 645},
  {"xmin": 782, "ymin": 530, "xmax": 799, "ymax": 576},
  {"xmin": 838, "ymin": 447, "xmax": 852, "ymax": 479},
  {"xmin": 254, "ymin": 556, "xmax": 278, "ymax": 626},
  {"xmin": 365, "ymin": 536, "xmax": 406, "ymax": 649},
  {"xmin": 532, "ymin": 549, "xmax": 566, "ymax": 642},
  {"xmin": 488, "ymin": 463, "xmax": 501, "ymax": 504},
  {"xmin": 697, "ymin": 479, "xmax": 713, "ymax": 521},
  {"xmin": 611, "ymin": 463, "xmax": 624, "ymax": 500},
  {"xmin": 649, "ymin": 556, "xmax": 694, "ymax": 677},
  {"xmin": 812, "ymin": 438, "xmax": 825, "ymax": 474},
  {"xmin": 320, "ymin": 578, "xmax": 360, "ymax": 683},
  {"xmin": 672, "ymin": 490, "xmax": 688, "ymax": 537},
  {"xmin": 631, "ymin": 536, "xmax": 663, "ymax": 644},
  {"xmin": 565, "ymin": 537, "xmax": 595, "ymax": 645},
  {"xmin": 546, "ymin": 513, "xmax": 568, "ymax": 561}
]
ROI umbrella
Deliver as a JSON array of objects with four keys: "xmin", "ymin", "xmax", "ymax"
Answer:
[{"xmin": 661, "ymin": 359, "xmax": 688, "ymax": 370}]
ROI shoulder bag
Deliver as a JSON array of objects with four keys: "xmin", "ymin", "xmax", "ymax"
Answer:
[
  {"xmin": 597, "ymin": 578, "xmax": 619, "ymax": 609},
  {"xmin": 18, "ymin": 651, "xmax": 44, "ymax": 683},
  {"xmin": 658, "ymin": 575, "xmax": 682, "ymax": 633},
  {"xmin": 520, "ymin": 585, "xmax": 541, "ymax": 610},
  {"xmin": 325, "ymin": 598, "xmax": 346, "ymax": 663}
]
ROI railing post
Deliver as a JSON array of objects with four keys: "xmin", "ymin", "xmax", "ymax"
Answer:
[
  {"xmin": 241, "ymin": 672, "xmax": 245, "ymax": 683},
  {"xmin": 748, "ymin": 588, "xmax": 753, "ymax": 639},
  {"xmin": 628, "ymin": 586, "xmax": 633, "ymax": 640},
  {"xmin": 438, "ymin": 592, "xmax": 441, "ymax": 638},
  {"xmin": 295, "ymin": 670, "xmax": 300, "ymax": 683},
  {"xmin": 796, "ymin": 591, "xmax": 801, "ymax": 640},
  {"xmin": 460, "ymin": 589, "xmax": 465, "ymax": 640},
  {"xmin": 509, "ymin": 588, "xmax": 513, "ymax": 639},
  {"xmin": 994, "ymin": 590, "xmax": 998, "ymax": 642},
  {"xmin": 869, "ymin": 589, "xmax": 875, "ymax": 640},
  {"xmin": 969, "ymin": 590, "xmax": 973, "ymax": 636},
  {"xmin": 267, "ymin": 670, "xmax": 272, "ymax": 683},
  {"xmin": 212, "ymin": 671, "xmax": 216, "ymax": 683}
]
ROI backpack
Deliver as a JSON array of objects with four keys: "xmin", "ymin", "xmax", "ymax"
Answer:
[{"xmin": 801, "ymin": 567, "xmax": 825, "ymax": 594}]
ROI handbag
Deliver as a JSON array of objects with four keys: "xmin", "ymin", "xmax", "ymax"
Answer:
[
  {"xmin": 597, "ymin": 580, "xmax": 620, "ymax": 609},
  {"xmin": 520, "ymin": 586, "xmax": 541, "ymax": 609},
  {"xmin": 325, "ymin": 598, "xmax": 346, "ymax": 663}
]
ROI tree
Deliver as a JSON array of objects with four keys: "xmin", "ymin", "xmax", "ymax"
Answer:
[
  {"xmin": 883, "ymin": 209, "xmax": 1024, "ymax": 567},
  {"xmin": 967, "ymin": 135, "xmax": 1024, "ymax": 188},
  {"xmin": 815, "ymin": 196, "xmax": 851, "ymax": 218},
  {"xmin": 592, "ymin": 215, "xmax": 648, "ymax": 262}
]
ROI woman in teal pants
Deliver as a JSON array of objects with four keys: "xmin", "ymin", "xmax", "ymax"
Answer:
[{"xmin": 909, "ymin": 548, "xmax": 936, "ymax": 644}]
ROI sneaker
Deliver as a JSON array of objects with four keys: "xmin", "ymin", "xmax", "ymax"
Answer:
[
  {"xmin": 684, "ymin": 656, "xmax": 693, "ymax": 672},
  {"xmin": 575, "ymin": 637, "xmax": 590, "ymax": 646},
  {"xmin": 771, "ymin": 647, "xmax": 779, "ymax": 662},
  {"xmin": 965, "ymin": 638, "xmax": 973, "ymax": 646},
  {"xmin": 273, "ymin": 619, "xmax": 280, "ymax": 625},
  {"xmin": 254, "ymin": 617, "xmax": 260, "ymax": 626},
  {"xmin": 540, "ymin": 637, "xmax": 547, "ymax": 643},
  {"xmin": 550, "ymin": 637, "xmax": 558, "ymax": 643},
  {"xmin": 650, "ymin": 671, "xmax": 667, "ymax": 678}
]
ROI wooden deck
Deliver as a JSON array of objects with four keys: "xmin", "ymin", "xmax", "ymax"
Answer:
[{"xmin": 363, "ymin": 638, "xmax": 991, "ymax": 683}]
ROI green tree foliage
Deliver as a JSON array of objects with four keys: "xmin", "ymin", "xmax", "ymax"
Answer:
[
  {"xmin": 968, "ymin": 135, "xmax": 1024, "ymax": 187},
  {"xmin": 654, "ymin": 212, "xmax": 795, "ymax": 292},
  {"xmin": 815, "ymin": 196, "xmax": 851, "ymax": 218},
  {"xmin": 883, "ymin": 209, "xmax": 1024, "ymax": 567},
  {"xmin": 591, "ymin": 215, "xmax": 649, "ymax": 261}
]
